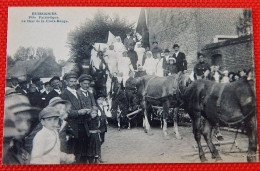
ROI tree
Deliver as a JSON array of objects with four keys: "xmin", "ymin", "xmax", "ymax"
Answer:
[
  {"xmin": 7, "ymin": 55, "xmax": 15, "ymax": 67},
  {"xmin": 14, "ymin": 46, "xmax": 29, "ymax": 61},
  {"xmin": 67, "ymin": 10, "xmax": 135, "ymax": 62},
  {"xmin": 236, "ymin": 9, "xmax": 252, "ymax": 36}
]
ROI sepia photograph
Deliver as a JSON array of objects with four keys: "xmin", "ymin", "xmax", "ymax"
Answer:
[{"xmin": 3, "ymin": 7, "xmax": 258, "ymax": 164}]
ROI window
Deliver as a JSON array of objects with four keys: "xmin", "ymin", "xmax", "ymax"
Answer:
[{"xmin": 211, "ymin": 54, "xmax": 222, "ymax": 67}]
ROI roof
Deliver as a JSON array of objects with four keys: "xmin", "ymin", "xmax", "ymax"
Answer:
[
  {"xmin": 7, "ymin": 56, "xmax": 62, "ymax": 79},
  {"xmin": 202, "ymin": 35, "xmax": 252, "ymax": 51}
]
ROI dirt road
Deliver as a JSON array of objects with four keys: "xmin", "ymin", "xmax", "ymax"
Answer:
[{"xmin": 101, "ymin": 125, "xmax": 255, "ymax": 164}]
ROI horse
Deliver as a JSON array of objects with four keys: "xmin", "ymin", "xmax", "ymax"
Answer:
[
  {"xmin": 110, "ymin": 76, "xmax": 129, "ymax": 130},
  {"xmin": 183, "ymin": 78, "xmax": 257, "ymax": 162},
  {"xmin": 133, "ymin": 72, "xmax": 190, "ymax": 139}
]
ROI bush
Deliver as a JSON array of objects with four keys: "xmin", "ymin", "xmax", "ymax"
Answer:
[{"xmin": 67, "ymin": 10, "xmax": 135, "ymax": 62}]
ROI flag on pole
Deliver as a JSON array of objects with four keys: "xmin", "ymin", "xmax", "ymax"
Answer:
[
  {"xmin": 107, "ymin": 31, "xmax": 116, "ymax": 45},
  {"xmin": 136, "ymin": 8, "xmax": 150, "ymax": 48}
]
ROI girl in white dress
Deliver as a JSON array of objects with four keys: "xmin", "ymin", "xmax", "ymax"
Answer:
[
  {"xmin": 155, "ymin": 53, "xmax": 164, "ymax": 77},
  {"xmin": 134, "ymin": 42, "xmax": 145, "ymax": 67},
  {"xmin": 142, "ymin": 51, "xmax": 157, "ymax": 75},
  {"xmin": 113, "ymin": 36, "xmax": 126, "ymax": 54},
  {"xmin": 117, "ymin": 51, "xmax": 134, "ymax": 87}
]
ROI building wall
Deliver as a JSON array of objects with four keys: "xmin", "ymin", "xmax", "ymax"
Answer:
[
  {"xmin": 202, "ymin": 35, "xmax": 254, "ymax": 72},
  {"xmin": 146, "ymin": 8, "xmax": 244, "ymax": 71}
]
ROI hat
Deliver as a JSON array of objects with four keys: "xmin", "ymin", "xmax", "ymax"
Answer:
[
  {"xmin": 63, "ymin": 72, "xmax": 78, "ymax": 80},
  {"xmin": 152, "ymin": 41, "xmax": 158, "ymax": 44},
  {"xmin": 5, "ymin": 93, "xmax": 40, "ymax": 115},
  {"xmin": 18, "ymin": 80, "xmax": 27, "ymax": 84},
  {"xmin": 197, "ymin": 52, "xmax": 205, "ymax": 58},
  {"xmin": 11, "ymin": 76, "xmax": 18, "ymax": 81},
  {"xmin": 5, "ymin": 87, "xmax": 18, "ymax": 96},
  {"xmin": 39, "ymin": 107, "xmax": 60, "ymax": 120},
  {"xmin": 49, "ymin": 76, "xmax": 60, "ymax": 84},
  {"xmin": 78, "ymin": 74, "xmax": 93, "ymax": 83},
  {"xmin": 164, "ymin": 49, "xmax": 170, "ymax": 53},
  {"xmin": 173, "ymin": 44, "xmax": 179, "ymax": 48},
  {"xmin": 48, "ymin": 97, "xmax": 71, "ymax": 109},
  {"xmin": 32, "ymin": 77, "xmax": 40, "ymax": 84},
  {"xmin": 168, "ymin": 57, "xmax": 176, "ymax": 62},
  {"xmin": 223, "ymin": 70, "xmax": 229, "ymax": 74}
]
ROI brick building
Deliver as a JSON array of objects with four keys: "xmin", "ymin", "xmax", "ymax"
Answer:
[
  {"xmin": 201, "ymin": 35, "xmax": 254, "ymax": 72},
  {"xmin": 145, "ymin": 8, "xmax": 244, "ymax": 71}
]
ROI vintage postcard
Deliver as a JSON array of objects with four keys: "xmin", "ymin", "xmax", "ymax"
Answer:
[{"xmin": 3, "ymin": 7, "xmax": 258, "ymax": 164}]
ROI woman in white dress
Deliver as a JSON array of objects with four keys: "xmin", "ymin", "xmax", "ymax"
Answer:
[
  {"xmin": 113, "ymin": 36, "xmax": 126, "ymax": 54},
  {"xmin": 117, "ymin": 51, "xmax": 134, "ymax": 87},
  {"xmin": 142, "ymin": 51, "xmax": 157, "ymax": 75},
  {"xmin": 155, "ymin": 53, "xmax": 164, "ymax": 77},
  {"xmin": 134, "ymin": 42, "xmax": 145, "ymax": 68}
]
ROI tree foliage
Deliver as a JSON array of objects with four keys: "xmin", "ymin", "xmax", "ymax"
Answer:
[
  {"xmin": 236, "ymin": 9, "xmax": 252, "ymax": 36},
  {"xmin": 67, "ymin": 11, "xmax": 135, "ymax": 62},
  {"xmin": 13, "ymin": 46, "xmax": 55, "ymax": 61},
  {"xmin": 7, "ymin": 55, "xmax": 15, "ymax": 67}
]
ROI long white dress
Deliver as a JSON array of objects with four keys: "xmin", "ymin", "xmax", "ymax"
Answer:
[
  {"xmin": 117, "ymin": 57, "xmax": 133, "ymax": 86},
  {"xmin": 143, "ymin": 57, "xmax": 157, "ymax": 75},
  {"xmin": 155, "ymin": 58, "xmax": 164, "ymax": 77},
  {"xmin": 134, "ymin": 43, "xmax": 145, "ymax": 67}
]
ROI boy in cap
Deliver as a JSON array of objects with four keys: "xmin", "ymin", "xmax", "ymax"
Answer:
[{"xmin": 30, "ymin": 107, "xmax": 75, "ymax": 164}]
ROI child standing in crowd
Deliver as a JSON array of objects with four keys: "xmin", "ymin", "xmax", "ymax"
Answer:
[
  {"xmin": 165, "ymin": 57, "xmax": 178, "ymax": 76},
  {"xmin": 87, "ymin": 107, "xmax": 102, "ymax": 164},
  {"xmin": 96, "ymin": 96, "xmax": 108, "ymax": 163},
  {"xmin": 221, "ymin": 70, "xmax": 230, "ymax": 83},
  {"xmin": 96, "ymin": 97, "xmax": 108, "ymax": 145},
  {"xmin": 228, "ymin": 72, "xmax": 235, "ymax": 82},
  {"xmin": 30, "ymin": 107, "xmax": 74, "ymax": 164}
]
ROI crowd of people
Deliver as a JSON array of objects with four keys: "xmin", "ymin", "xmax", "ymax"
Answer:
[
  {"xmin": 191, "ymin": 52, "xmax": 253, "ymax": 83},
  {"xmin": 3, "ymin": 32, "xmax": 254, "ymax": 165},
  {"xmin": 4, "ymin": 74, "xmax": 108, "ymax": 164}
]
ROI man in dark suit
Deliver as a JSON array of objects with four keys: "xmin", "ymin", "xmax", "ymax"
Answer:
[
  {"xmin": 60, "ymin": 72, "xmax": 92, "ymax": 164},
  {"xmin": 123, "ymin": 32, "xmax": 135, "ymax": 50},
  {"xmin": 172, "ymin": 44, "xmax": 187, "ymax": 73},
  {"xmin": 77, "ymin": 74, "xmax": 96, "ymax": 110},
  {"xmin": 45, "ymin": 76, "xmax": 61, "ymax": 106}
]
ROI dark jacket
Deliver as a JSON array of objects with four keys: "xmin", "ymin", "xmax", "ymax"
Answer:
[
  {"xmin": 124, "ymin": 37, "xmax": 135, "ymax": 50},
  {"xmin": 60, "ymin": 89, "xmax": 85, "ymax": 138},
  {"xmin": 2, "ymin": 138, "xmax": 30, "ymax": 164},
  {"xmin": 127, "ymin": 50, "xmax": 138, "ymax": 70},
  {"xmin": 172, "ymin": 52, "xmax": 187, "ymax": 72},
  {"xmin": 76, "ymin": 89, "xmax": 96, "ymax": 110},
  {"xmin": 45, "ymin": 89, "xmax": 60, "ymax": 106},
  {"xmin": 97, "ymin": 105, "xmax": 107, "ymax": 133},
  {"xmin": 194, "ymin": 62, "xmax": 210, "ymax": 76},
  {"xmin": 27, "ymin": 91, "xmax": 43, "ymax": 108}
]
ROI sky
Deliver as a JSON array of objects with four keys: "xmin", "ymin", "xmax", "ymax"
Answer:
[{"xmin": 7, "ymin": 7, "xmax": 141, "ymax": 61}]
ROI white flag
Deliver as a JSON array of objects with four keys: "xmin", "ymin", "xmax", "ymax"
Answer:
[{"xmin": 107, "ymin": 31, "xmax": 116, "ymax": 45}]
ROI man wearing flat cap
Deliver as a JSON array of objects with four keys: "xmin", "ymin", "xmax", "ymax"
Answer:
[
  {"xmin": 77, "ymin": 74, "xmax": 96, "ymax": 110},
  {"xmin": 45, "ymin": 76, "xmax": 61, "ymax": 106},
  {"xmin": 60, "ymin": 72, "xmax": 92, "ymax": 163},
  {"xmin": 172, "ymin": 44, "xmax": 187, "ymax": 73}
]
